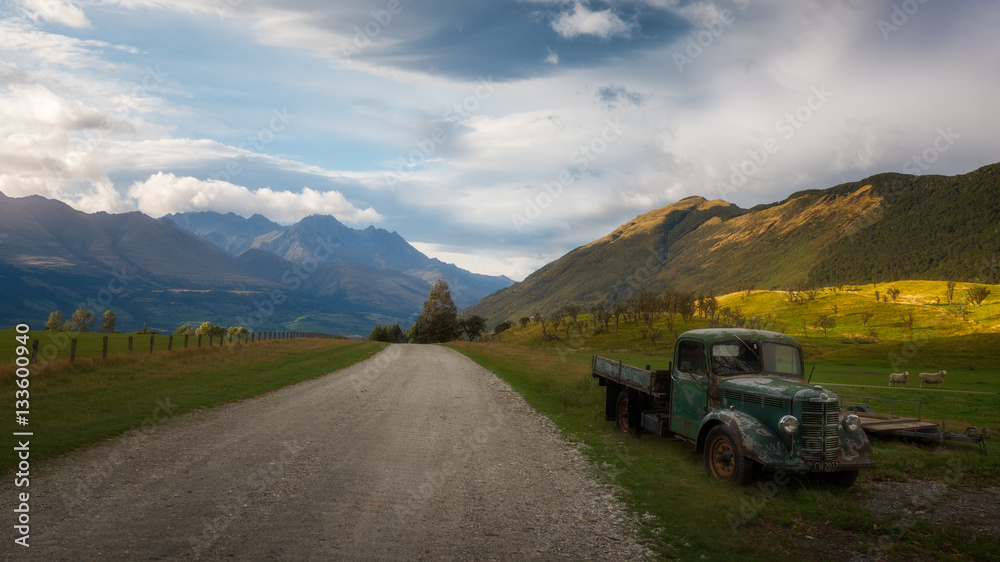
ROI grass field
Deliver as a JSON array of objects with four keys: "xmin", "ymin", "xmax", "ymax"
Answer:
[
  {"xmin": 0, "ymin": 337, "xmax": 385, "ymax": 469},
  {"xmin": 448, "ymin": 282, "xmax": 1000, "ymax": 560},
  {"xmin": 448, "ymin": 339, "xmax": 999, "ymax": 561}
]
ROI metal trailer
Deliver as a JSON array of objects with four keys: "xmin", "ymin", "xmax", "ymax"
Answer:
[{"xmin": 843, "ymin": 395, "xmax": 990, "ymax": 454}]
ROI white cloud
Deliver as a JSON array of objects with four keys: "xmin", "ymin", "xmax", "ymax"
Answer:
[
  {"xmin": 551, "ymin": 2, "xmax": 635, "ymax": 39},
  {"xmin": 0, "ymin": 83, "xmax": 133, "ymax": 132},
  {"xmin": 19, "ymin": 0, "xmax": 91, "ymax": 28},
  {"xmin": 127, "ymin": 172, "xmax": 383, "ymax": 224}
]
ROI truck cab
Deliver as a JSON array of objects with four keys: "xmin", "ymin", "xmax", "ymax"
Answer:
[{"xmin": 593, "ymin": 328, "xmax": 874, "ymax": 485}]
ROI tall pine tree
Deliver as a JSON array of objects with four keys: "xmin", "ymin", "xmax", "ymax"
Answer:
[{"xmin": 410, "ymin": 279, "xmax": 459, "ymax": 343}]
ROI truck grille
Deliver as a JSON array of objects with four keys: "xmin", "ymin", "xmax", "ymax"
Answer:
[{"xmin": 800, "ymin": 401, "xmax": 839, "ymax": 462}]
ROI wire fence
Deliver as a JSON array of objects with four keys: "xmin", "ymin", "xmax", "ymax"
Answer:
[{"xmin": 3, "ymin": 330, "xmax": 342, "ymax": 366}]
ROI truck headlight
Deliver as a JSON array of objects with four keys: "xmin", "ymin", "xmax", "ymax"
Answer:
[
  {"xmin": 779, "ymin": 415, "xmax": 799, "ymax": 435},
  {"xmin": 842, "ymin": 414, "xmax": 862, "ymax": 433}
]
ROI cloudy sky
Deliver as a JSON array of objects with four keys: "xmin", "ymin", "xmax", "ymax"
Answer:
[{"xmin": 2, "ymin": 0, "xmax": 998, "ymax": 280}]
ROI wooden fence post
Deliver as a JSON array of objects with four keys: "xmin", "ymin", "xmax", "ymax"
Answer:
[
  {"xmin": 197, "ymin": 335, "xmax": 202, "ymax": 348},
  {"xmin": 128, "ymin": 335, "xmax": 133, "ymax": 356},
  {"xmin": 70, "ymin": 338, "xmax": 77, "ymax": 362},
  {"xmin": 150, "ymin": 335, "xmax": 155, "ymax": 354},
  {"xmin": 167, "ymin": 334, "xmax": 173, "ymax": 351},
  {"xmin": 184, "ymin": 334, "xmax": 189, "ymax": 349},
  {"xmin": 102, "ymin": 336, "xmax": 108, "ymax": 359},
  {"xmin": 31, "ymin": 340, "xmax": 38, "ymax": 363}
]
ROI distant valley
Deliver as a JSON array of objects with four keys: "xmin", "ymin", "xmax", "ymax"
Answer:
[{"xmin": 4, "ymin": 163, "xmax": 998, "ymax": 336}]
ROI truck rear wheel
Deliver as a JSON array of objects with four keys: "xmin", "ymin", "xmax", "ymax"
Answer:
[
  {"xmin": 705, "ymin": 425, "xmax": 751, "ymax": 485},
  {"xmin": 615, "ymin": 389, "xmax": 630, "ymax": 434}
]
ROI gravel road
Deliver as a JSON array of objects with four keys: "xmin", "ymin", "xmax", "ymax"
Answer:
[{"xmin": 6, "ymin": 344, "xmax": 651, "ymax": 560}]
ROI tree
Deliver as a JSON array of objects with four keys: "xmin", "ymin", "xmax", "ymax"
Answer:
[
  {"xmin": 946, "ymin": 281, "xmax": 956, "ymax": 304},
  {"xmin": 70, "ymin": 308, "xmax": 95, "ymax": 332},
  {"xmin": 410, "ymin": 279, "xmax": 459, "ymax": 343},
  {"xmin": 101, "ymin": 310, "xmax": 117, "ymax": 333},
  {"xmin": 45, "ymin": 311, "xmax": 64, "ymax": 331},
  {"xmin": 859, "ymin": 311, "xmax": 874, "ymax": 327},
  {"xmin": 174, "ymin": 324, "xmax": 194, "ymax": 336},
  {"xmin": 457, "ymin": 315, "xmax": 487, "ymax": 341},
  {"xmin": 813, "ymin": 314, "xmax": 836, "ymax": 337},
  {"xmin": 887, "ymin": 287, "xmax": 901, "ymax": 302},
  {"xmin": 196, "ymin": 322, "xmax": 226, "ymax": 338},
  {"xmin": 519, "ymin": 317, "xmax": 531, "ymax": 328},
  {"xmin": 227, "ymin": 326, "xmax": 249, "ymax": 340},
  {"xmin": 967, "ymin": 285, "xmax": 991, "ymax": 306},
  {"xmin": 493, "ymin": 320, "xmax": 513, "ymax": 335},
  {"xmin": 369, "ymin": 323, "xmax": 404, "ymax": 343}
]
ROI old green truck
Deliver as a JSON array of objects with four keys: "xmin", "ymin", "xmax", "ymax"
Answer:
[{"xmin": 592, "ymin": 328, "xmax": 874, "ymax": 486}]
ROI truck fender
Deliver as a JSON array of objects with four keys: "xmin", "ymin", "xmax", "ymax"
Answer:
[{"xmin": 697, "ymin": 410, "xmax": 790, "ymax": 467}]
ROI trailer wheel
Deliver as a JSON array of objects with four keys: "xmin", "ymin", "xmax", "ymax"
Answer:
[
  {"xmin": 705, "ymin": 425, "xmax": 751, "ymax": 484},
  {"xmin": 615, "ymin": 389, "xmax": 630, "ymax": 434}
]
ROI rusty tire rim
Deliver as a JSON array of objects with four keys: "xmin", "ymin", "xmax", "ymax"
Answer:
[
  {"xmin": 709, "ymin": 434, "xmax": 736, "ymax": 481},
  {"xmin": 617, "ymin": 396, "xmax": 629, "ymax": 433}
]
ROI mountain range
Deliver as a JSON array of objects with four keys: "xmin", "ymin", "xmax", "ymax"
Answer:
[
  {"xmin": 465, "ymin": 163, "xmax": 1000, "ymax": 324},
  {"xmin": 0, "ymin": 195, "xmax": 511, "ymax": 336}
]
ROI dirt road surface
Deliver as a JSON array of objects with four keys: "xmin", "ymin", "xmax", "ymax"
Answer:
[{"xmin": 6, "ymin": 344, "xmax": 651, "ymax": 560}]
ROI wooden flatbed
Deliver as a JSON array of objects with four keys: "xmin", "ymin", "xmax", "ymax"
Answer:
[{"xmin": 852, "ymin": 411, "xmax": 940, "ymax": 433}]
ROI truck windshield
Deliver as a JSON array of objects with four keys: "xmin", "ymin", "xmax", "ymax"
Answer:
[
  {"xmin": 711, "ymin": 341, "xmax": 761, "ymax": 375},
  {"xmin": 762, "ymin": 343, "xmax": 803, "ymax": 377}
]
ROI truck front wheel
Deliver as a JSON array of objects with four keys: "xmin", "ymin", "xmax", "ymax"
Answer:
[
  {"xmin": 615, "ymin": 389, "xmax": 630, "ymax": 434},
  {"xmin": 705, "ymin": 425, "xmax": 751, "ymax": 485}
]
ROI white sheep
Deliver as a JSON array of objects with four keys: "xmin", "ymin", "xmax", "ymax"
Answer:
[
  {"xmin": 918, "ymin": 370, "xmax": 947, "ymax": 388},
  {"xmin": 888, "ymin": 371, "xmax": 909, "ymax": 387}
]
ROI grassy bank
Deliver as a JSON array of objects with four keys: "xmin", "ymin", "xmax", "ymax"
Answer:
[
  {"xmin": 448, "ymin": 325, "xmax": 999, "ymax": 560},
  {"xmin": 1, "ymin": 338, "xmax": 385, "ymax": 469}
]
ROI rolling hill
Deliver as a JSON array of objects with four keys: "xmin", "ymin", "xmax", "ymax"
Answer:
[{"xmin": 465, "ymin": 163, "xmax": 1000, "ymax": 324}]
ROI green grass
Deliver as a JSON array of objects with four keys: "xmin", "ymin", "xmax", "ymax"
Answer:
[
  {"xmin": 453, "ymin": 292, "xmax": 1000, "ymax": 560},
  {"xmin": 1, "ymin": 338, "xmax": 385, "ymax": 469}
]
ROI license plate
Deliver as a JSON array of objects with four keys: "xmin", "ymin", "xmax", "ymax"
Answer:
[{"xmin": 811, "ymin": 461, "xmax": 840, "ymax": 471}]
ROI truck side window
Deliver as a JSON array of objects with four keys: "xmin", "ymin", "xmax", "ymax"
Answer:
[{"xmin": 676, "ymin": 340, "xmax": 705, "ymax": 376}]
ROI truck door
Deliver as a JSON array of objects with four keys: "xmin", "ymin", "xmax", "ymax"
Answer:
[{"xmin": 669, "ymin": 339, "xmax": 708, "ymax": 440}]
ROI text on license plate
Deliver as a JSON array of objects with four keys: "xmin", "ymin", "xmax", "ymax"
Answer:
[{"xmin": 811, "ymin": 461, "xmax": 840, "ymax": 471}]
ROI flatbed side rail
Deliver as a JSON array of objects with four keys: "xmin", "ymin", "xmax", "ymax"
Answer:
[{"xmin": 592, "ymin": 355, "xmax": 665, "ymax": 396}]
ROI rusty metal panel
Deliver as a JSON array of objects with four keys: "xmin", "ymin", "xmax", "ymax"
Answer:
[{"xmin": 592, "ymin": 355, "xmax": 658, "ymax": 395}]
